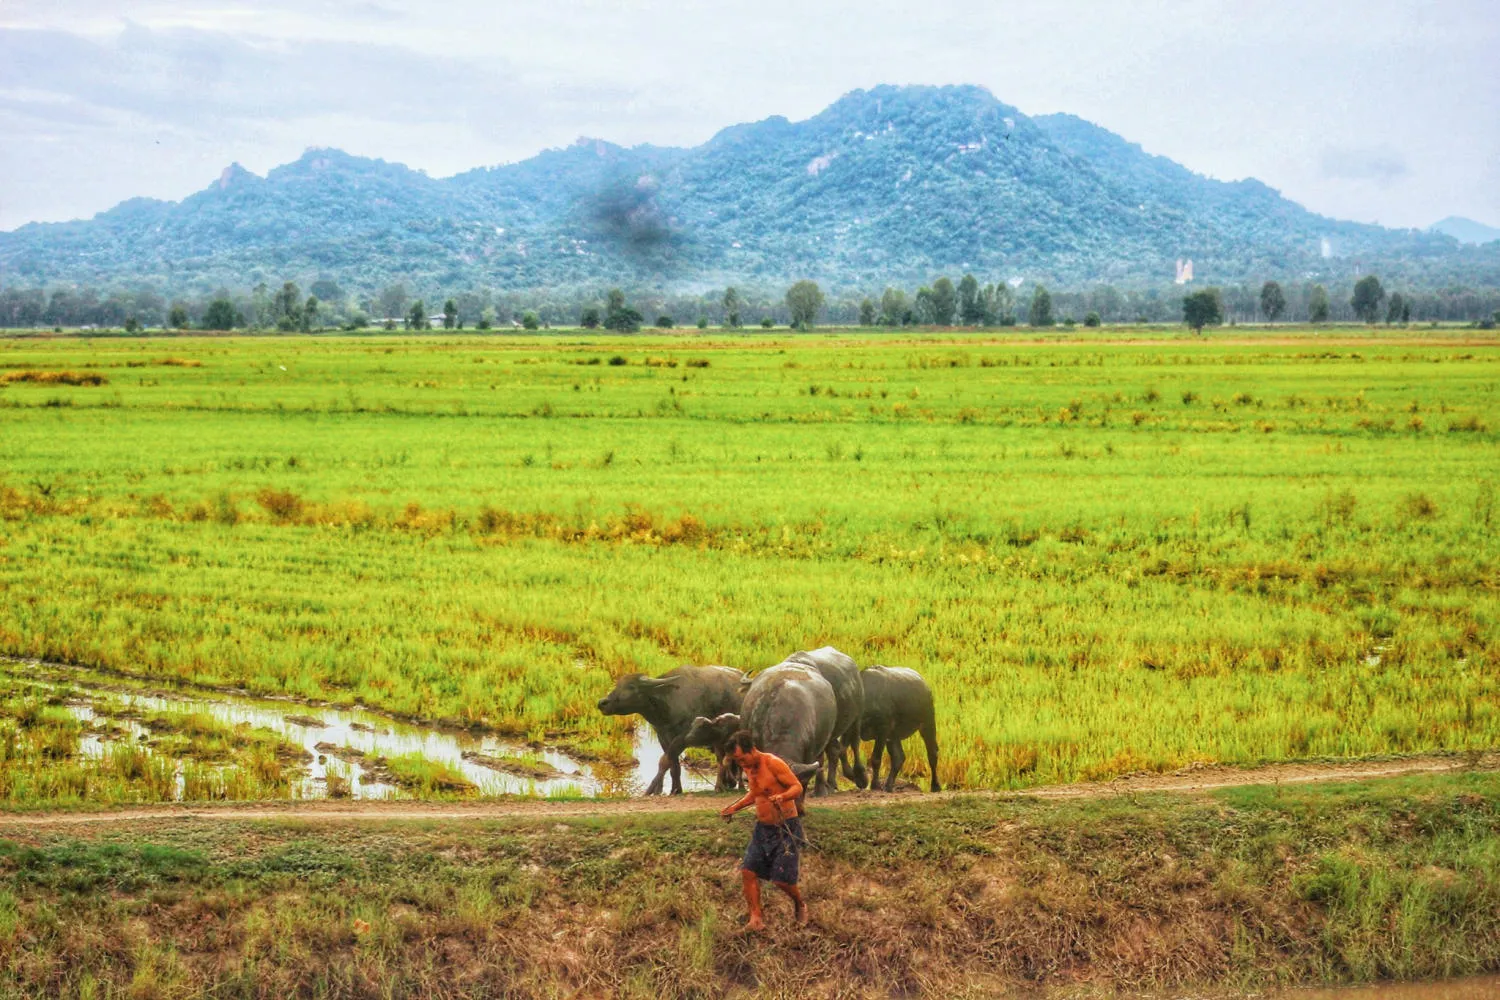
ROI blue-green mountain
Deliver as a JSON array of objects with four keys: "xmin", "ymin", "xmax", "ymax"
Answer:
[
  {"xmin": 1429, "ymin": 216, "xmax": 1500, "ymax": 246},
  {"xmin": 2, "ymin": 85, "xmax": 1494, "ymax": 292}
]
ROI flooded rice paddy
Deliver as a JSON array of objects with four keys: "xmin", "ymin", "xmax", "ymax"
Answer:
[{"xmin": 2, "ymin": 658, "xmax": 714, "ymax": 800}]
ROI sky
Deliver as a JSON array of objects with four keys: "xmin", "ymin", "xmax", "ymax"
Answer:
[{"xmin": 1, "ymin": 0, "xmax": 1497, "ymax": 233}]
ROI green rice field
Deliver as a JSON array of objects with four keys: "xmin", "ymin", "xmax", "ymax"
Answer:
[{"xmin": 0, "ymin": 327, "xmax": 1496, "ymax": 798}]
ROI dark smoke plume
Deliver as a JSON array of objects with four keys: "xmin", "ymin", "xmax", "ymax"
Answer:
[{"xmin": 587, "ymin": 173, "xmax": 673, "ymax": 248}]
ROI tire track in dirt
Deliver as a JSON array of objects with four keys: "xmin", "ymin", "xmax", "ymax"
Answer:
[{"xmin": 3, "ymin": 751, "xmax": 1495, "ymax": 829}]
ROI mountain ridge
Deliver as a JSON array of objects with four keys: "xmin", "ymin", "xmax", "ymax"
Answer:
[
  {"xmin": 2, "ymin": 84, "xmax": 1494, "ymax": 293},
  {"xmin": 1429, "ymin": 216, "xmax": 1500, "ymax": 246}
]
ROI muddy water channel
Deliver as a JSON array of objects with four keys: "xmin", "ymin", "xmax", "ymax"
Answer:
[{"xmin": 4, "ymin": 659, "xmax": 713, "ymax": 800}]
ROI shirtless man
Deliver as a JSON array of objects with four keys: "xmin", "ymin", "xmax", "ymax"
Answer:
[{"xmin": 718, "ymin": 730, "xmax": 809, "ymax": 931}]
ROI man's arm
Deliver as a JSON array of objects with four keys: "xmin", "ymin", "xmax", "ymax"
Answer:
[
  {"xmin": 765, "ymin": 755, "xmax": 802, "ymax": 803},
  {"xmin": 720, "ymin": 788, "xmax": 756, "ymax": 818}
]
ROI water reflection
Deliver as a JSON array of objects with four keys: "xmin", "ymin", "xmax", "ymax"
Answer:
[{"xmin": 9, "ymin": 659, "xmax": 717, "ymax": 799}]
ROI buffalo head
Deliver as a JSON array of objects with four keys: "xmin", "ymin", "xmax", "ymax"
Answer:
[
  {"xmin": 684, "ymin": 712, "xmax": 741, "ymax": 751},
  {"xmin": 597, "ymin": 673, "xmax": 675, "ymax": 716}
]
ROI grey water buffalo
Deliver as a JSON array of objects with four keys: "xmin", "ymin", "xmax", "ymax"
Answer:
[
  {"xmin": 740, "ymin": 661, "xmax": 838, "ymax": 797},
  {"xmin": 855, "ymin": 665, "xmax": 940, "ymax": 792},
  {"xmin": 597, "ymin": 664, "xmax": 746, "ymax": 795},
  {"xmin": 682, "ymin": 712, "xmax": 746, "ymax": 790},
  {"xmin": 785, "ymin": 646, "xmax": 866, "ymax": 791}
]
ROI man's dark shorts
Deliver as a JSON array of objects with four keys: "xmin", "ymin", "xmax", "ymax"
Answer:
[{"xmin": 741, "ymin": 818, "xmax": 803, "ymax": 884}]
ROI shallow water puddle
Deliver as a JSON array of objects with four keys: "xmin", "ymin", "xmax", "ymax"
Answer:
[{"xmin": 6, "ymin": 659, "xmax": 714, "ymax": 799}]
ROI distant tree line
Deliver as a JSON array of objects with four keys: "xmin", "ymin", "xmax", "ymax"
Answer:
[
  {"xmin": 1177, "ymin": 274, "xmax": 1450, "ymax": 334},
  {"xmin": 3, "ymin": 273, "xmax": 1498, "ymax": 331}
]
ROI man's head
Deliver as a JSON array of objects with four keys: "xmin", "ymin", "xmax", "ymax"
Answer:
[{"xmin": 728, "ymin": 729, "xmax": 758, "ymax": 765}]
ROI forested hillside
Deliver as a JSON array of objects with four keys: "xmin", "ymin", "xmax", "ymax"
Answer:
[{"xmin": 1, "ymin": 84, "xmax": 1495, "ymax": 295}]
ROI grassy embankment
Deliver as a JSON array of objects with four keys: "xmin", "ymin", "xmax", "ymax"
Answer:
[
  {"xmin": 0, "ymin": 330, "xmax": 1497, "ymax": 804},
  {"xmin": 0, "ymin": 770, "xmax": 1497, "ymax": 997}
]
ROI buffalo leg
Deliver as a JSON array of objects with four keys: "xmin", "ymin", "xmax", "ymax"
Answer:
[
  {"xmin": 812, "ymin": 754, "xmax": 833, "ymax": 797},
  {"xmin": 823, "ymin": 738, "xmax": 840, "ymax": 793},
  {"xmin": 645, "ymin": 752, "xmax": 670, "ymax": 796},
  {"xmin": 921, "ymin": 719, "xmax": 941, "ymax": 792},
  {"xmin": 885, "ymin": 738, "xmax": 906, "ymax": 792},
  {"xmin": 844, "ymin": 726, "xmax": 867, "ymax": 789},
  {"xmin": 867, "ymin": 735, "xmax": 887, "ymax": 792},
  {"xmin": 716, "ymin": 753, "xmax": 745, "ymax": 792},
  {"xmin": 648, "ymin": 736, "xmax": 684, "ymax": 796},
  {"xmin": 842, "ymin": 741, "xmax": 870, "ymax": 790}
]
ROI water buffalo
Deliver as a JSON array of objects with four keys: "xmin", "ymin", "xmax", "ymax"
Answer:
[
  {"xmin": 785, "ymin": 646, "xmax": 866, "ymax": 791},
  {"xmin": 683, "ymin": 712, "xmax": 746, "ymax": 790},
  {"xmin": 597, "ymin": 664, "xmax": 746, "ymax": 795},
  {"xmin": 740, "ymin": 661, "xmax": 837, "ymax": 797},
  {"xmin": 855, "ymin": 665, "xmax": 940, "ymax": 792}
]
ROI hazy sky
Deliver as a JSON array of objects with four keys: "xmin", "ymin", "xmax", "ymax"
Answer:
[{"xmin": 1, "ymin": 0, "xmax": 1496, "ymax": 233}]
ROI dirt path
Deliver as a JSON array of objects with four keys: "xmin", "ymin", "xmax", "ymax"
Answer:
[{"xmin": 3, "ymin": 750, "xmax": 1494, "ymax": 830}]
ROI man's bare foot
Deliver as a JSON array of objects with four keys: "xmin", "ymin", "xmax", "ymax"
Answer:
[
  {"xmin": 794, "ymin": 901, "xmax": 809, "ymax": 926},
  {"xmin": 742, "ymin": 917, "xmax": 766, "ymax": 933}
]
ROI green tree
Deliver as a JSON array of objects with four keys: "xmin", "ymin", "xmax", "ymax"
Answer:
[
  {"xmin": 785, "ymin": 280, "xmax": 825, "ymax": 330},
  {"xmin": 443, "ymin": 299, "xmax": 458, "ymax": 330},
  {"xmin": 879, "ymin": 288, "xmax": 907, "ymax": 326},
  {"xmin": 521, "ymin": 311, "xmax": 539, "ymax": 330},
  {"xmin": 301, "ymin": 296, "xmax": 318, "ymax": 333},
  {"xmin": 1386, "ymin": 292, "xmax": 1406, "ymax": 325},
  {"xmin": 1260, "ymin": 281, "xmax": 1286, "ymax": 323},
  {"xmin": 914, "ymin": 287, "xmax": 936, "ymax": 324},
  {"xmin": 1083, "ymin": 311, "xmax": 1101, "ymax": 328},
  {"xmin": 379, "ymin": 284, "xmax": 408, "ymax": 322},
  {"xmin": 249, "ymin": 283, "xmax": 272, "ymax": 329},
  {"xmin": 579, "ymin": 306, "xmax": 601, "ymax": 329},
  {"xmin": 989, "ymin": 283, "xmax": 1016, "ymax": 326},
  {"xmin": 930, "ymin": 277, "xmax": 957, "ymax": 326},
  {"xmin": 1309, "ymin": 284, "xmax": 1330, "ymax": 323},
  {"xmin": 859, "ymin": 298, "xmax": 877, "ymax": 326},
  {"xmin": 1028, "ymin": 285, "xmax": 1053, "ymax": 328},
  {"xmin": 310, "ymin": 278, "xmax": 343, "ymax": 303},
  {"xmin": 722, "ymin": 287, "xmax": 742, "ymax": 328},
  {"xmin": 407, "ymin": 300, "xmax": 426, "ymax": 330},
  {"xmin": 274, "ymin": 282, "xmax": 302, "ymax": 330},
  {"xmin": 1351, "ymin": 275, "xmax": 1386, "ymax": 324},
  {"xmin": 604, "ymin": 289, "xmax": 642, "ymax": 333},
  {"xmin": 1182, "ymin": 288, "xmax": 1224, "ymax": 334},
  {"xmin": 202, "ymin": 299, "xmax": 235, "ymax": 331},
  {"xmin": 655, "ymin": 315, "xmax": 674, "ymax": 329},
  {"xmin": 958, "ymin": 274, "xmax": 983, "ymax": 325},
  {"xmin": 1089, "ymin": 285, "xmax": 1123, "ymax": 322},
  {"xmin": 478, "ymin": 307, "xmax": 495, "ymax": 331},
  {"xmin": 168, "ymin": 305, "xmax": 189, "ymax": 329}
]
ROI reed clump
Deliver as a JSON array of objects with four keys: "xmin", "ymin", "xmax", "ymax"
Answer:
[{"xmin": 0, "ymin": 370, "xmax": 108, "ymax": 386}]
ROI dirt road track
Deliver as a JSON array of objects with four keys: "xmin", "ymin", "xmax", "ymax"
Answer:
[{"xmin": 3, "ymin": 751, "xmax": 1494, "ymax": 830}]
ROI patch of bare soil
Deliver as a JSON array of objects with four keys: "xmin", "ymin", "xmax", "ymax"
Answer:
[
  {"xmin": 1022, "ymin": 750, "xmax": 1500, "ymax": 798},
  {"xmin": 2, "ymin": 750, "xmax": 1494, "ymax": 829}
]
